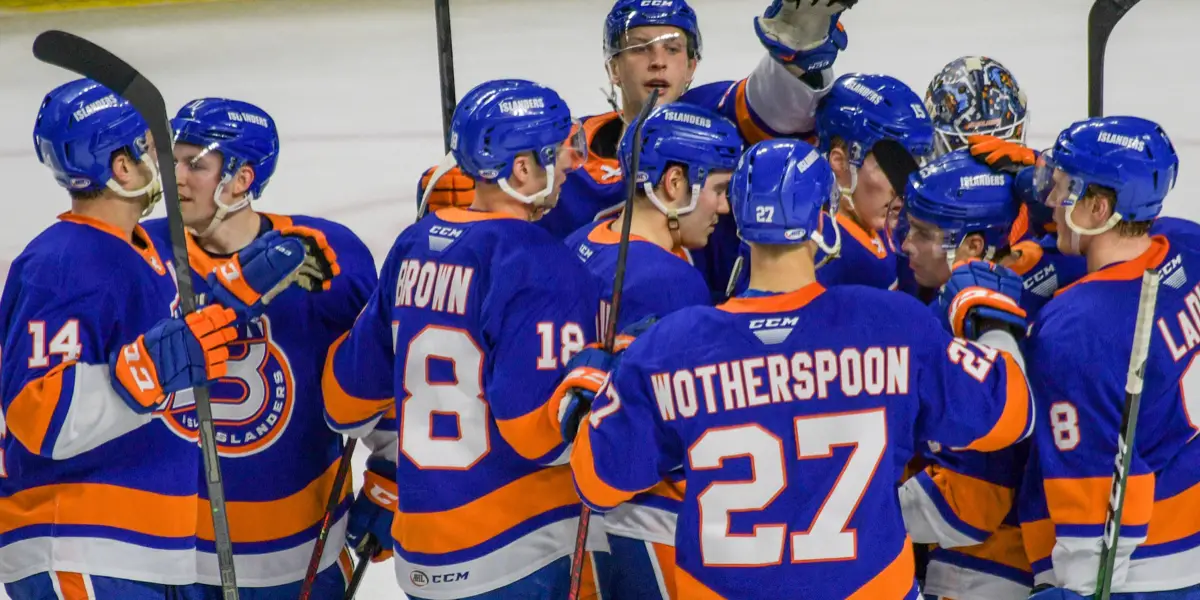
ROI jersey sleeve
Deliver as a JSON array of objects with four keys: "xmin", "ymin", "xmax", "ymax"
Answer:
[
  {"xmin": 1, "ymin": 283, "xmax": 155, "ymax": 460},
  {"xmin": 488, "ymin": 260, "xmax": 600, "ymax": 466},
  {"xmin": 570, "ymin": 331, "xmax": 683, "ymax": 512},
  {"xmin": 322, "ymin": 242, "xmax": 400, "ymax": 439},
  {"xmin": 900, "ymin": 444, "xmax": 1024, "ymax": 548},
  {"xmin": 618, "ymin": 260, "xmax": 711, "ymax": 331},
  {"xmin": 913, "ymin": 320, "xmax": 1034, "ymax": 454},
  {"xmin": 681, "ymin": 55, "xmax": 832, "ymax": 145},
  {"xmin": 1025, "ymin": 313, "xmax": 1151, "ymax": 594}
]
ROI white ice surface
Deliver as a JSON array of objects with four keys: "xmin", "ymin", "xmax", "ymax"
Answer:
[{"xmin": 0, "ymin": 0, "xmax": 1195, "ymax": 598}]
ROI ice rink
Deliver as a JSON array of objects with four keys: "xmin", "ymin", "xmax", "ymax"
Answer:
[{"xmin": 0, "ymin": 0, "xmax": 1195, "ymax": 598}]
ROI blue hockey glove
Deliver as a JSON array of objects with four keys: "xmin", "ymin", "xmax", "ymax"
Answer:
[
  {"xmin": 938, "ymin": 259, "xmax": 1028, "ymax": 341},
  {"xmin": 1027, "ymin": 585, "xmax": 1088, "ymax": 600},
  {"xmin": 755, "ymin": 0, "xmax": 853, "ymax": 74},
  {"xmin": 207, "ymin": 228, "xmax": 340, "ymax": 320},
  {"xmin": 109, "ymin": 305, "xmax": 238, "ymax": 413},
  {"xmin": 346, "ymin": 457, "xmax": 397, "ymax": 563}
]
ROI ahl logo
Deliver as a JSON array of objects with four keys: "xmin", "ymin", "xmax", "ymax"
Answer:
[
  {"xmin": 158, "ymin": 315, "xmax": 296, "ymax": 457},
  {"xmin": 410, "ymin": 570, "xmax": 469, "ymax": 587}
]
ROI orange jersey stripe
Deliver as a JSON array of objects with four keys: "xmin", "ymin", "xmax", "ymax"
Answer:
[
  {"xmin": 54, "ymin": 572, "xmax": 90, "ymax": 600},
  {"xmin": 653, "ymin": 542, "xmax": 679, "ymax": 599},
  {"xmin": 1044, "ymin": 473, "xmax": 1155, "ymax": 528},
  {"xmin": 1146, "ymin": 480, "xmax": 1200, "ymax": 545},
  {"xmin": 846, "ymin": 538, "xmax": 916, "ymax": 600},
  {"xmin": 494, "ymin": 396, "xmax": 564, "ymax": 462},
  {"xmin": 964, "ymin": 352, "xmax": 1030, "ymax": 452},
  {"xmin": 6, "ymin": 361, "xmax": 71, "ymax": 455},
  {"xmin": 392, "ymin": 466, "xmax": 579, "ymax": 555},
  {"xmin": 322, "ymin": 332, "xmax": 394, "ymax": 426},
  {"xmin": 950, "ymin": 524, "xmax": 1031, "ymax": 573},
  {"xmin": 675, "ymin": 565, "xmax": 727, "ymax": 599},
  {"xmin": 733, "ymin": 80, "xmax": 773, "ymax": 146},
  {"xmin": 0, "ymin": 482, "xmax": 197, "ymax": 538},
  {"xmin": 924, "ymin": 465, "xmax": 1014, "ymax": 534},
  {"xmin": 1021, "ymin": 518, "xmax": 1055, "ymax": 565},
  {"xmin": 197, "ymin": 457, "xmax": 352, "ymax": 543}
]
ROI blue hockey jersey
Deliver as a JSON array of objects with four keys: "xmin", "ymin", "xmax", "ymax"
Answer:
[
  {"xmin": 541, "ymin": 56, "xmax": 833, "ymax": 300},
  {"xmin": 1021, "ymin": 235, "xmax": 1200, "ymax": 594},
  {"xmin": 141, "ymin": 213, "xmax": 377, "ymax": 586},
  {"xmin": 323, "ymin": 207, "xmax": 606, "ymax": 598},
  {"xmin": 572, "ymin": 283, "xmax": 1033, "ymax": 599},
  {"xmin": 564, "ymin": 220, "xmax": 711, "ymax": 549},
  {"xmin": 0, "ymin": 213, "xmax": 198, "ymax": 584}
]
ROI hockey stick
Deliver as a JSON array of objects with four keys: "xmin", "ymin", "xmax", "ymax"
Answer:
[
  {"xmin": 1095, "ymin": 268, "xmax": 1160, "ymax": 600},
  {"xmin": 1088, "ymin": 0, "xmax": 1142, "ymax": 117},
  {"xmin": 342, "ymin": 538, "xmax": 380, "ymax": 600},
  {"xmin": 298, "ymin": 438, "xmax": 357, "ymax": 600},
  {"xmin": 31, "ymin": 30, "xmax": 241, "ymax": 600},
  {"xmin": 435, "ymin": 0, "xmax": 457, "ymax": 154},
  {"xmin": 566, "ymin": 88, "xmax": 661, "ymax": 600}
]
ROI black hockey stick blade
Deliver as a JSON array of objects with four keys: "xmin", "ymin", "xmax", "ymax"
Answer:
[
  {"xmin": 33, "ymin": 30, "xmax": 195, "ymax": 310},
  {"xmin": 435, "ymin": 0, "xmax": 457, "ymax": 154},
  {"xmin": 33, "ymin": 30, "xmax": 240, "ymax": 600},
  {"xmin": 1088, "ymin": 0, "xmax": 1142, "ymax": 117},
  {"xmin": 343, "ymin": 538, "xmax": 380, "ymax": 600}
]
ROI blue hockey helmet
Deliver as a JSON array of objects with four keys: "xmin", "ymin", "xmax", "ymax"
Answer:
[
  {"xmin": 730, "ymin": 139, "xmax": 840, "ymax": 255},
  {"xmin": 604, "ymin": 0, "xmax": 702, "ymax": 60},
  {"xmin": 172, "ymin": 98, "xmax": 280, "ymax": 201},
  {"xmin": 817, "ymin": 73, "xmax": 935, "ymax": 171},
  {"xmin": 620, "ymin": 102, "xmax": 742, "ymax": 217},
  {"xmin": 33, "ymin": 78, "xmax": 152, "ymax": 194},
  {"xmin": 900, "ymin": 149, "xmax": 1017, "ymax": 259},
  {"xmin": 1033, "ymin": 116, "xmax": 1177, "ymax": 230},
  {"xmin": 926, "ymin": 56, "xmax": 1028, "ymax": 156},
  {"xmin": 449, "ymin": 79, "xmax": 584, "ymax": 206}
]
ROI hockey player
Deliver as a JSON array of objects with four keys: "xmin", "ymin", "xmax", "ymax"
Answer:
[
  {"xmin": 727, "ymin": 72, "xmax": 935, "ymax": 295},
  {"xmin": 422, "ymin": 0, "xmax": 857, "ymax": 298},
  {"xmin": 140, "ymin": 97, "xmax": 370, "ymax": 596},
  {"xmin": 0, "ymin": 80, "xmax": 325, "ymax": 599},
  {"xmin": 568, "ymin": 137, "xmax": 1034, "ymax": 598},
  {"xmin": 892, "ymin": 152, "xmax": 1035, "ymax": 600},
  {"xmin": 560, "ymin": 102, "xmax": 742, "ymax": 599},
  {"xmin": 323, "ymin": 79, "xmax": 609, "ymax": 599},
  {"xmin": 1018, "ymin": 117, "xmax": 1200, "ymax": 598}
]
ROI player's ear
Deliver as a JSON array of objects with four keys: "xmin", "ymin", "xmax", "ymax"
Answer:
[
  {"xmin": 109, "ymin": 150, "xmax": 136, "ymax": 185},
  {"xmin": 608, "ymin": 58, "xmax": 622, "ymax": 87},
  {"xmin": 962, "ymin": 233, "xmax": 987, "ymax": 259},
  {"xmin": 509, "ymin": 153, "xmax": 533, "ymax": 188},
  {"xmin": 827, "ymin": 146, "xmax": 851, "ymax": 188},
  {"xmin": 663, "ymin": 165, "xmax": 688, "ymax": 206},
  {"xmin": 232, "ymin": 164, "xmax": 255, "ymax": 197}
]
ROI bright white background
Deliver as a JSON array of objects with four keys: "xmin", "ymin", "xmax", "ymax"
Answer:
[{"xmin": 0, "ymin": 0, "xmax": 1194, "ymax": 598}]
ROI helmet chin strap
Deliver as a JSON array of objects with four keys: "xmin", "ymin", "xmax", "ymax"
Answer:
[
  {"xmin": 498, "ymin": 164, "xmax": 557, "ymax": 221},
  {"xmin": 813, "ymin": 214, "xmax": 842, "ymax": 269},
  {"xmin": 107, "ymin": 153, "xmax": 163, "ymax": 218},
  {"xmin": 643, "ymin": 181, "xmax": 700, "ymax": 250},
  {"xmin": 191, "ymin": 174, "xmax": 252, "ymax": 238}
]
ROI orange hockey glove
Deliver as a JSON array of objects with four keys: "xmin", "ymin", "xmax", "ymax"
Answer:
[
  {"xmin": 418, "ymin": 165, "xmax": 475, "ymax": 212},
  {"xmin": 967, "ymin": 135, "xmax": 1037, "ymax": 174}
]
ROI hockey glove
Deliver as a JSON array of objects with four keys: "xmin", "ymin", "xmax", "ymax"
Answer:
[
  {"xmin": 552, "ymin": 346, "xmax": 619, "ymax": 444},
  {"xmin": 346, "ymin": 457, "xmax": 398, "ymax": 563},
  {"xmin": 755, "ymin": 0, "xmax": 853, "ymax": 75},
  {"xmin": 967, "ymin": 135, "xmax": 1037, "ymax": 174},
  {"xmin": 1026, "ymin": 585, "xmax": 1087, "ymax": 600},
  {"xmin": 612, "ymin": 314, "xmax": 659, "ymax": 352},
  {"xmin": 208, "ymin": 228, "xmax": 339, "ymax": 321},
  {"xmin": 939, "ymin": 259, "xmax": 1028, "ymax": 341},
  {"xmin": 417, "ymin": 164, "xmax": 476, "ymax": 212},
  {"xmin": 109, "ymin": 305, "xmax": 238, "ymax": 413}
]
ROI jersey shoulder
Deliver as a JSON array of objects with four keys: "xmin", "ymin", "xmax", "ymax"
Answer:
[{"xmin": 16, "ymin": 221, "xmax": 150, "ymax": 297}]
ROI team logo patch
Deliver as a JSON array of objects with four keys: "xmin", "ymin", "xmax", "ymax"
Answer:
[{"xmin": 158, "ymin": 315, "xmax": 295, "ymax": 457}]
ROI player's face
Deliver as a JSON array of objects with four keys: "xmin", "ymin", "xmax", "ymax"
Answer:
[
  {"xmin": 678, "ymin": 171, "xmax": 731, "ymax": 249},
  {"xmin": 610, "ymin": 26, "xmax": 696, "ymax": 111},
  {"xmin": 852, "ymin": 153, "xmax": 899, "ymax": 232},
  {"xmin": 174, "ymin": 142, "xmax": 226, "ymax": 229},
  {"xmin": 1045, "ymin": 169, "xmax": 1083, "ymax": 255},
  {"xmin": 901, "ymin": 215, "xmax": 951, "ymax": 287}
]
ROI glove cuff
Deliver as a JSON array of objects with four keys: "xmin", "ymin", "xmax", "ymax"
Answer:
[
  {"xmin": 361, "ymin": 466, "xmax": 398, "ymax": 511},
  {"xmin": 947, "ymin": 287, "xmax": 1027, "ymax": 340},
  {"xmin": 109, "ymin": 339, "xmax": 166, "ymax": 414}
]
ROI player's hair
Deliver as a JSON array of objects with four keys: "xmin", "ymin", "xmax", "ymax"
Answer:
[{"xmin": 1082, "ymin": 184, "xmax": 1152, "ymax": 237}]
